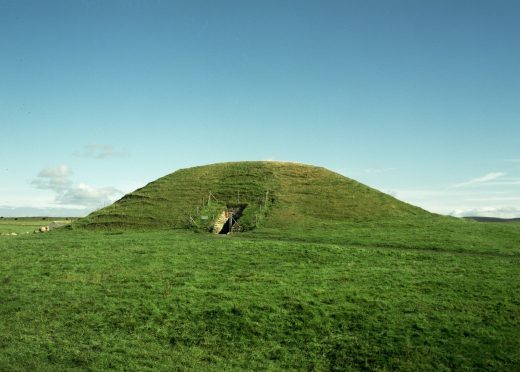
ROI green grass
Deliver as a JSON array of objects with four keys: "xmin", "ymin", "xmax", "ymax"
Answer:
[
  {"xmin": 2, "ymin": 163, "xmax": 519, "ymax": 369},
  {"xmin": 1, "ymin": 218, "xmax": 519, "ymax": 370},
  {"xmin": 250, "ymin": 215, "xmax": 520, "ymax": 256}
]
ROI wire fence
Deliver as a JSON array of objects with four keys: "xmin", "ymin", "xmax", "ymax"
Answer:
[{"xmin": 186, "ymin": 190, "xmax": 274, "ymax": 229}]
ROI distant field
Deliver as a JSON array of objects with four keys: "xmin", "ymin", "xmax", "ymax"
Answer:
[
  {"xmin": 0, "ymin": 218, "xmax": 73, "ymax": 235},
  {"xmin": 464, "ymin": 216, "xmax": 520, "ymax": 223},
  {"xmin": 1, "ymin": 218, "xmax": 519, "ymax": 370}
]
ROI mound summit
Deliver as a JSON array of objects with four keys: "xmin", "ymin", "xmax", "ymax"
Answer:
[{"xmin": 75, "ymin": 161, "xmax": 430, "ymax": 231}]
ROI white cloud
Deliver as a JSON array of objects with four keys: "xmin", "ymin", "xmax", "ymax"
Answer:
[
  {"xmin": 389, "ymin": 187, "xmax": 520, "ymax": 218},
  {"xmin": 450, "ymin": 207, "xmax": 520, "ymax": 219},
  {"xmin": 75, "ymin": 144, "xmax": 128, "ymax": 159},
  {"xmin": 0, "ymin": 205, "xmax": 90, "ymax": 218},
  {"xmin": 31, "ymin": 165, "xmax": 73, "ymax": 192},
  {"xmin": 31, "ymin": 165, "xmax": 123, "ymax": 209},
  {"xmin": 390, "ymin": 188, "xmax": 497, "ymax": 200},
  {"xmin": 484, "ymin": 179, "xmax": 520, "ymax": 186},
  {"xmin": 37, "ymin": 165, "xmax": 73, "ymax": 178},
  {"xmin": 56, "ymin": 184, "xmax": 121, "ymax": 207},
  {"xmin": 452, "ymin": 172, "xmax": 505, "ymax": 188}
]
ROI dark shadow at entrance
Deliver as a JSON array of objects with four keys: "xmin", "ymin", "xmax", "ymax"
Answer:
[
  {"xmin": 218, "ymin": 204, "xmax": 247, "ymax": 234},
  {"xmin": 219, "ymin": 218, "xmax": 232, "ymax": 234}
]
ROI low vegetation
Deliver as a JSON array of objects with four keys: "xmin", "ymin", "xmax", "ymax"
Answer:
[
  {"xmin": 75, "ymin": 161, "xmax": 428, "ymax": 230},
  {"xmin": 1, "ymin": 163, "xmax": 519, "ymax": 369},
  {"xmin": 1, "ymin": 218, "xmax": 519, "ymax": 370}
]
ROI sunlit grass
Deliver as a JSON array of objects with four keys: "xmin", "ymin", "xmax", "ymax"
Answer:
[{"xmin": 1, "ymin": 219, "xmax": 519, "ymax": 370}]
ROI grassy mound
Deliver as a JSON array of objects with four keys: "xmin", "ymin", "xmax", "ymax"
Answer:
[
  {"xmin": 2, "ymin": 165, "xmax": 520, "ymax": 370},
  {"xmin": 75, "ymin": 161, "xmax": 430, "ymax": 230}
]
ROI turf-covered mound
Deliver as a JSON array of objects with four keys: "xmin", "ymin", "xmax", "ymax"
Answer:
[{"xmin": 74, "ymin": 161, "xmax": 431, "ymax": 230}]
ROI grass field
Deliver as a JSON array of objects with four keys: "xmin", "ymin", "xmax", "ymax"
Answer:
[{"xmin": 1, "ymin": 218, "xmax": 519, "ymax": 370}]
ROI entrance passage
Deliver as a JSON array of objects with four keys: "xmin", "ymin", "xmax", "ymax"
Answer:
[{"xmin": 213, "ymin": 204, "xmax": 246, "ymax": 234}]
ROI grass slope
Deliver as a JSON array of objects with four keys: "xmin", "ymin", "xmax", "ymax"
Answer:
[
  {"xmin": 3, "ymin": 163, "xmax": 519, "ymax": 369},
  {"xmin": 1, "ymin": 220, "xmax": 519, "ymax": 370},
  {"xmin": 75, "ymin": 161, "xmax": 430, "ymax": 230}
]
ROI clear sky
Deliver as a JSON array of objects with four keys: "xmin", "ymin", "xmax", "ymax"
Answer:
[{"xmin": 1, "ymin": 0, "xmax": 519, "ymax": 218}]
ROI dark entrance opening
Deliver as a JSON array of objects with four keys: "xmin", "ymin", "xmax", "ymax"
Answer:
[
  {"xmin": 218, "ymin": 204, "xmax": 247, "ymax": 234},
  {"xmin": 219, "ymin": 217, "xmax": 232, "ymax": 234}
]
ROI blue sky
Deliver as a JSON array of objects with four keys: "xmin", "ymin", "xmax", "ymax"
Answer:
[{"xmin": 1, "ymin": 0, "xmax": 519, "ymax": 217}]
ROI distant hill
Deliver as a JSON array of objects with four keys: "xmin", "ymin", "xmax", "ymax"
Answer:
[
  {"xmin": 464, "ymin": 216, "xmax": 520, "ymax": 223},
  {"xmin": 74, "ymin": 161, "xmax": 432, "ymax": 231}
]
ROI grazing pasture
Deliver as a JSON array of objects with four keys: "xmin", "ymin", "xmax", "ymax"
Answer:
[
  {"xmin": 1, "ymin": 218, "xmax": 519, "ymax": 370},
  {"xmin": 0, "ymin": 218, "xmax": 72, "ymax": 235}
]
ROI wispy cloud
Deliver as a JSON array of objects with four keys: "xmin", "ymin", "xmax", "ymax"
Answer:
[
  {"xmin": 56, "ymin": 184, "xmax": 121, "ymax": 207},
  {"xmin": 75, "ymin": 144, "xmax": 128, "ymax": 159},
  {"xmin": 389, "ymin": 188, "xmax": 507, "ymax": 199},
  {"xmin": 452, "ymin": 172, "xmax": 505, "ymax": 188},
  {"xmin": 389, "ymin": 186, "xmax": 520, "ymax": 218},
  {"xmin": 31, "ymin": 165, "xmax": 73, "ymax": 192},
  {"xmin": 0, "ymin": 205, "xmax": 89, "ymax": 218},
  {"xmin": 486, "ymin": 179, "xmax": 520, "ymax": 186},
  {"xmin": 450, "ymin": 207, "xmax": 520, "ymax": 219},
  {"xmin": 31, "ymin": 165, "xmax": 123, "ymax": 208}
]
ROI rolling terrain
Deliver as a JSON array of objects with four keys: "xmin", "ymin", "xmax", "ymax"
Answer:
[
  {"xmin": 74, "ymin": 161, "xmax": 430, "ymax": 231},
  {"xmin": 1, "ymin": 162, "xmax": 519, "ymax": 370}
]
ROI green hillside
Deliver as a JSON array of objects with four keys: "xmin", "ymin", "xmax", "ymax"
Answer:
[
  {"xmin": 2, "ymin": 163, "xmax": 520, "ymax": 370},
  {"xmin": 75, "ymin": 161, "xmax": 430, "ymax": 230}
]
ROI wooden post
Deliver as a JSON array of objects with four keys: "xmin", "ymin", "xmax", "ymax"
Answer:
[{"xmin": 264, "ymin": 190, "xmax": 269, "ymax": 208}]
